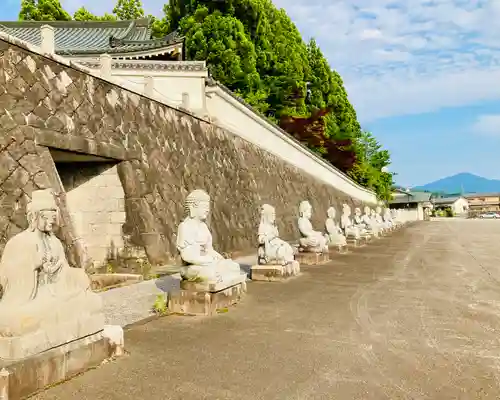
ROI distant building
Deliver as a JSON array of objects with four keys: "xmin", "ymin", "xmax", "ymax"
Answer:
[
  {"xmin": 389, "ymin": 188, "xmax": 432, "ymax": 220},
  {"xmin": 464, "ymin": 193, "xmax": 500, "ymax": 212},
  {"xmin": 431, "ymin": 196, "xmax": 469, "ymax": 215}
]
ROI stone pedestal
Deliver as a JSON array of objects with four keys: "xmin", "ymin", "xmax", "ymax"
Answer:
[
  {"xmin": 168, "ymin": 279, "xmax": 247, "ymax": 316},
  {"xmin": 329, "ymin": 244, "xmax": 348, "ymax": 254},
  {"xmin": 251, "ymin": 261, "xmax": 300, "ymax": 281},
  {"xmin": 347, "ymin": 238, "xmax": 360, "ymax": 247},
  {"xmin": 295, "ymin": 251, "xmax": 329, "ymax": 265},
  {"xmin": 0, "ymin": 313, "xmax": 105, "ymax": 361},
  {"xmin": 0, "ymin": 332, "xmax": 112, "ymax": 399}
]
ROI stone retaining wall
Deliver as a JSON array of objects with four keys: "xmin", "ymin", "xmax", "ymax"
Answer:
[{"xmin": 0, "ymin": 37, "xmax": 372, "ymax": 267}]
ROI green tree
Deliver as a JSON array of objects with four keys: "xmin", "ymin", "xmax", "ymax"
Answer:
[
  {"xmin": 181, "ymin": 7, "xmax": 261, "ymax": 98},
  {"xmin": 112, "ymin": 0, "xmax": 145, "ymax": 20},
  {"xmin": 19, "ymin": 0, "xmax": 71, "ymax": 21},
  {"xmin": 73, "ymin": 7, "xmax": 116, "ymax": 21}
]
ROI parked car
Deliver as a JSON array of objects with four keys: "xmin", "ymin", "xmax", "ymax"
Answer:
[{"xmin": 479, "ymin": 212, "xmax": 500, "ymax": 219}]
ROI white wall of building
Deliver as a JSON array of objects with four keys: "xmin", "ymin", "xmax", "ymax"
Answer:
[
  {"xmin": 451, "ymin": 197, "xmax": 469, "ymax": 214},
  {"xmin": 204, "ymin": 86, "xmax": 377, "ymax": 204}
]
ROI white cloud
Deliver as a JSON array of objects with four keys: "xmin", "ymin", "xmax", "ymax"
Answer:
[
  {"xmin": 64, "ymin": 0, "xmax": 500, "ymax": 122},
  {"xmin": 472, "ymin": 114, "xmax": 500, "ymax": 136},
  {"xmin": 272, "ymin": 0, "xmax": 500, "ymax": 121}
]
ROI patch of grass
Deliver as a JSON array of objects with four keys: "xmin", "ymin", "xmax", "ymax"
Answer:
[{"xmin": 152, "ymin": 294, "xmax": 168, "ymax": 315}]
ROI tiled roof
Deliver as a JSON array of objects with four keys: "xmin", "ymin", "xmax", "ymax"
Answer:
[
  {"xmin": 0, "ymin": 19, "xmax": 183, "ymax": 56},
  {"xmin": 390, "ymin": 191, "xmax": 432, "ymax": 204},
  {"xmin": 464, "ymin": 192, "xmax": 500, "ymax": 198},
  {"xmin": 432, "ymin": 196, "xmax": 463, "ymax": 204}
]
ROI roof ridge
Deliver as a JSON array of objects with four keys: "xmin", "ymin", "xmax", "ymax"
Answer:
[{"xmin": 114, "ymin": 20, "xmax": 136, "ymax": 40}]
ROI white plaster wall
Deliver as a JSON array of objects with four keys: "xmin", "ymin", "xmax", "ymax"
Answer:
[
  {"xmin": 205, "ymin": 88, "xmax": 377, "ymax": 204},
  {"xmin": 113, "ymin": 72, "xmax": 206, "ymax": 111},
  {"xmin": 63, "ymin": 165, "xmax": 126, "ymax": 266},
  {"xmin": 452, "ymin": 198, "xmax": 469, "ymax": 214}
]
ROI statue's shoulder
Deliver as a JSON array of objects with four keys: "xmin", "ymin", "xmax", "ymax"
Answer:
[{"xmin": 5, "ymin": 230, "xmax": 35, "ymax": 247}]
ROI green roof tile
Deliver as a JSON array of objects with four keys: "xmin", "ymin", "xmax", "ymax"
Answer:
[{"xmin": 0, "ymin": 18, "xmax": 183, "ymax": 56}]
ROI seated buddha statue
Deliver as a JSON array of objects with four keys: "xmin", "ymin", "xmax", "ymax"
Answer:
[
  {"xmin": 353, "ymin": 207, "xmax": 370, "ymax": 235},
  {"xmin": 257, "ymin": 204, "xmax": 296, "ymax": 266},
  {"xmin": 0, "ymin": 189, "xmax": 103, "ymax": 359},
  {"xmin": 340, "ymin": 204, "xmax": 362, "ymax": 239},
  {"xmin": 176, "ymin": 189, "xmax": 245, "ymax": 287},
  {"xmin": 361, "ymin": 206, "xmax": 378, "ymax": 236},
  {"xmin": 297, "ymin": 201, "xmax": 328, "ymax": 253},
  {"xmin": 325, "ymin": 206, "xmax": 347, "ymax": 246}
]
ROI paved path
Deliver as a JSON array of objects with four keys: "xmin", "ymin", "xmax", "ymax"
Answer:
[{"xmin": 36, "ymin": 220, "xmax": 500, "ymax": 399}]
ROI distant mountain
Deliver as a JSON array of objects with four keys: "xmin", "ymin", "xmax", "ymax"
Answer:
[{"xmin": 415, "ymin": 173, "xmax": 500, "ymax": 194}]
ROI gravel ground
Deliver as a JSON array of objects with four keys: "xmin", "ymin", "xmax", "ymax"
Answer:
[{"xmin": 100, "ymin": 255, "xmax": 257, "ymax": 327}]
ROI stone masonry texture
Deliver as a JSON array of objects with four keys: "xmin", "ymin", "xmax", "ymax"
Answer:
[{"xmin": 0, "ymin": 39, "xmax": 368, "ymax": 267}]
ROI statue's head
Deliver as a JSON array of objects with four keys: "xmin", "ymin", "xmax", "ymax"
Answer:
[
  {"xmin": 376, "ymin": 206, "xmax": 382, "ymax": 214},
  {"xmin": 355, "ymin": 207, "xmax": 361, "ymax": 216},
  {"xmin": 299, "ymin": 201, "xmax": 312, "ymax": 219},
  {"xmin": 261, "ymin": 204, "xmax": 276, "ymax": 225},
  {"xmin": 27, "ymin": 189, "xmax": 59, "ymax": 233},
  {"xmin": 185, "ymin": 189, "xmax": 210, "ymax": 221},
  {"xmin": 327, "ymin": 207, "xmax": 336, "ymax": 218},
  {"xmin": 364, "ymin": 206, "xmax": 370, "ymax": 214}
]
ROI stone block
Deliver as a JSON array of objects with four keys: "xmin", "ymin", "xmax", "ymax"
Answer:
[
  {"xmin": 180, "ymin": 273, "xmax": 246, "ymax": 292},
  {"xmin": 295, "ymin": 251, "xmax": 329, "ymax": 265},
  {"xmin": 347, "ymin": 238, "xmax": 362, "ymax": 247},
  {"xmin": 251, "ymin": 260, "xmax": 300, "ymax": 281},
  {"xmin": 0, "ymin": 313, "xmax": 104, "ymax": 360},
  {"xmin": 329, "ymin": 244, "xmax": 348, "ymax": 254},
  {"xmin": 0, "ymin": 332, "xmax": 112, "ymax": 400},
  {"xmin": 168, "ymin": 281, "xmax": 247, "ymax": 316}
]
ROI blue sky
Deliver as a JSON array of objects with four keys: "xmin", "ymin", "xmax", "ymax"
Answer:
[{"xmin": 2, "ymin": 0, "xmax": 500, "ymax": 186}]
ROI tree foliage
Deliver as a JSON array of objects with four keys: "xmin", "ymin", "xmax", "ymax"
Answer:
[
  {"xmin": 112, "ymin": 0, "xmax": 145, "ymax": 20},
  {"xmin": 16, "ymin": 0, "xmax": 395, "ymax": 200},
  {"xmin": 19, "ymin": 0, "xmax": 71, "ymax": 21},
  {"xmin": 73, "ymin": 7, "xmax": 116, "ymax": 21}
]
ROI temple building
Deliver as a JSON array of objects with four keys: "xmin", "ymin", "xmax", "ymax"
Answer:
[
  {"xmin": 0, "ymin": 18, "xmax": 209, "ymax": 112},
  {"xmin": 0, "ymin": 18, "xmax": 184, "ymax": 60}
]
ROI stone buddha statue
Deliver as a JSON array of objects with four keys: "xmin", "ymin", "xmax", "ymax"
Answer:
[
  {"xmin": 0, "ymin": 189, "xmax": 103, "ymax": 359},
  {"xmin": 354, "ymin": 207, "xmax": 370, "ymax": 235},
  {"xmin": 382, "ymin": 207, "xmax": 393, "ymax": 228},
  {"xmin": 257, "ymin": 204, "xmax": 296, "ymax": 266},
  {"xmin": 176, "ymin": 189, "xmax": 244, "ymax": 286},
  {"xmin": 340, "ymin": 204, "xmax": 362, "ymax": 239},
  {"xmin": 362, "ymin": 206, "xmax": 378, "ymax": 235},
  {"xmin": 370, "ymin": 208, "xmax": 384, "ymax": 232},
  {"xmin": 325, "ymin": 207, "xmax": 347, "ymax": 246},
  {"xmin": 297, "ymin": 201, "xmax": 328, "ymax": 253}
]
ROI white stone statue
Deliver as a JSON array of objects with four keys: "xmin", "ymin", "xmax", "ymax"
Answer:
[
  {"xmin": 297, "ymin": 201, "xmax": 328, "ymax": 253},
  {"xmin": 361, "ymin": 206, "xmax": 378, "ymax": 235},
  {"xmin": 382, "ymin": 208, "xmax": 393, "ymax": 228},
  {"xmin": 370, "ymin": 208, "xmax": 384, "ymax": 232},
  {"xmin": 176, "ymin": 189, "xmax": 244, "ymax": 285},
  {"xmin": 325, "ymin": 207, "xmax": 347, "ymax": 246},
  {"xmin": 257, "ymin": 204, "xmax": 296, "ymax": 265},
  {"xmin": 340, "ymin": 204, "xmax": 362, "ymax": 239},
  {"xmin": 354, "ymin": 207, "xmax": 370, "ymax": 235},
  {"xmin": 0, "ymin": 189, "xmax": 103, "ymax": 359}
]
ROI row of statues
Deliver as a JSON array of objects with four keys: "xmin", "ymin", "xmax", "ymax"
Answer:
[
  {"xmin": 174, "ymin": 191, "xmax": 414, "ymax": 283},
  {"xmin": 0, "ymin": 188, "xmax": 415, "ymax": 358}
]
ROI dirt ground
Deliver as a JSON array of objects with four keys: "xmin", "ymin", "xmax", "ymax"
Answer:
[{"xmin": 35, "ymin": 220, "xmax": 500, "ymax": 399}]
